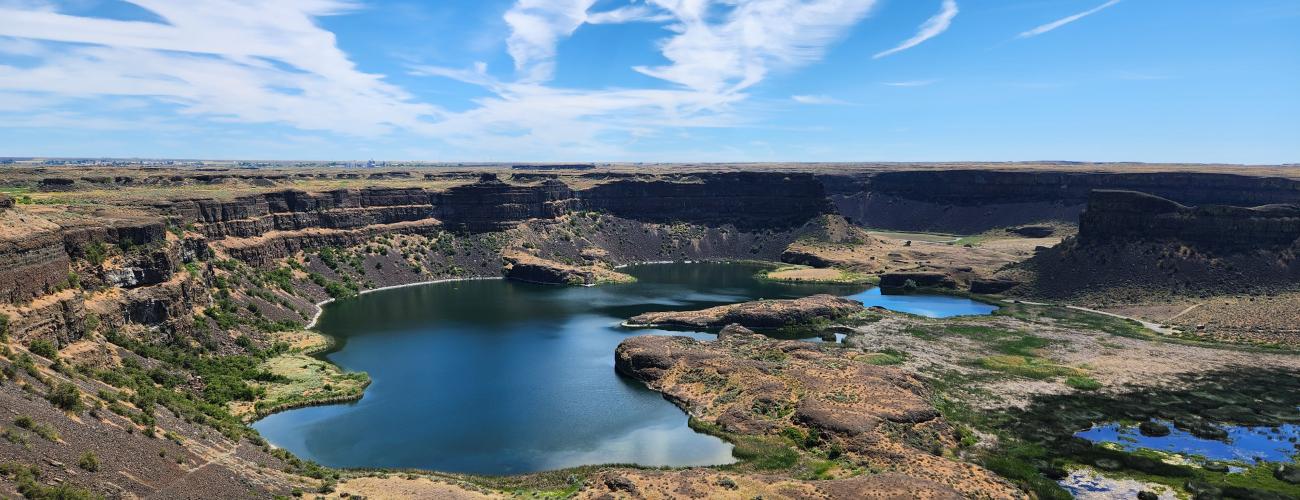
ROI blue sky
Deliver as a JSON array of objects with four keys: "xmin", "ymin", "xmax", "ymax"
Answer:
[{"xmin": 0, "ymin": 0, "xmax": 1297, "ymax": 163}]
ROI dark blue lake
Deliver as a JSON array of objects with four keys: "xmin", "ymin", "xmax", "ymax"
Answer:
[{"xmin": 253, "ymin": 262, "xmax": 997, "ymax": 474}]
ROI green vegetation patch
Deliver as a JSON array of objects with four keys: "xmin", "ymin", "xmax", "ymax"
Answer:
[
  {"xmin": 1065, "ymin": 376, "xmax": 1103, "ymax": 391},
  {"xmin": 864, "ymin": 348, "xmax": 908, "ymax": 365},
  {"xmin": 1, "ymin": 462, "xmax": 101, "ymax": 499},
  {"xmin": 977, "ymin": 355, "xmax": 1082, "ymax": 380},
  {"xmin": 249, "ymin": 353, "xmax": 370, "ymax": 419},
  {"xmin": 757, "ymin": 265, "xmax": 876, "ymax": 285},
  {"xmin": 13, "ymin": 416, "xmax": 59, "ymax": 442}
]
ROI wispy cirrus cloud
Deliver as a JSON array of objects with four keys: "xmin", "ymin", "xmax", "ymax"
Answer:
[
  {"xmin": 0, "ymin": 0, "xmax": 438, "ymax": 136},
  {"xmin": 874, "ymin": 0, "xmax": 957, "ymax": 59},
  {"xmin": 1018, "ymin": 0, "xmax": 1123, "ymax": 38},
  {"xmin": 791, "ymin": 94, "xmax": 849, "ymax": 105},
  {"xmin": 882, "ymin": 79, "xmax": 939, "ymax": 87}
]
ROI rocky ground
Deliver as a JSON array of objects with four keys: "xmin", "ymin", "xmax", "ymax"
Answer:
[
  {"xmin": 615, "ymin": 325, "xmax": 1023, "ymax": 498},
  {"xmin": 626, "ymin": 295, "xmax": 866, "ymax": 329}
]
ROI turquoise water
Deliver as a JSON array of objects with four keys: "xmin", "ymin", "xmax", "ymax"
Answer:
[
  {"xmin": 253, "ymin": 262, "xmax": 997, "ymax": 474},
  {"xmin": 845, "ymin": 287, "xmax": 998, "ymax": 318}
]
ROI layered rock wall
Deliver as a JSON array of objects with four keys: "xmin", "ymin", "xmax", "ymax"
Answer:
[
  {"xmin": 826, "ymin": 170, "xmax": 1300, "ymax": 233},
  {"xmin": 1078, "ymin": 190, "xmax": 1300, "ymax": 250},
  {"xmin": 436, "ymin": 176, "xmax": 576, "ymax": 232},
  {"xmin": 580, "ymin": 172, "xmax": 833, "ymax": 230},
  {"xmin": 0, "ymin": 223, "xmax": 71, "ymax": 304}
]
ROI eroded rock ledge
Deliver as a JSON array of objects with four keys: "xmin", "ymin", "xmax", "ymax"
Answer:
[
  {"xmin": 501, "ymin": 251, "xmax": 634, "ymax": 286},
  {"xmin": 626, "ymin": 294, "xmax": 864, "ymax": 329},
  {"xmin": 613, "ymin": 331, "xmax": 1023, "ymax": 498}
]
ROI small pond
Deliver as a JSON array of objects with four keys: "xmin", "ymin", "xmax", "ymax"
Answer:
[
  {"xmin": 1076, "ymin": 420, "xmax": 1300, "ymax": 464},
  {"xmin": 253, "ymin": 262, "xmax": 997, "ymax": 474}
]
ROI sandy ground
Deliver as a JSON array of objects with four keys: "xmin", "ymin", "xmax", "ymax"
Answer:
[
  {"xmin": 1100, "ymin": 292, "xmax": 1300, "ymax": 347},
  {"xmin": 330, "ymin": 476, "xmax": 500, "ymax": 499}
]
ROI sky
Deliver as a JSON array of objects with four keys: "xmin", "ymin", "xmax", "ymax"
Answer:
[{"xmin": 0, "ymin": 0, "xmax": 1297, "ymax": 163}]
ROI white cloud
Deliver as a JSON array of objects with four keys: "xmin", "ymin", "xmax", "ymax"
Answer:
[
  {"xmin": 503, "ymin": 0, "xmax": 597, "ymax": 82},
  {"xmin": 634, "ymin": 0, "xmax": 880, "ymax": 94},
  {"xmin": 586, "ymin": 5, "xmax": 672, "ymax": 25},
  {"xmin": 1, "ymin": 0, "xmax": 881, "ymax": 158},
  {"xmin": 791, "ymin": 94, "xmax": 848, "ymax": 105},
  {"xmin": 0, "ymin": 0, "xmax": 437, "ymax": 136},
  {"xmin": 882, "ymin": 79, "xmax": 938, "ymax": 87},
  {"xmin": 415, "ymin": 0, "xmax": 879, "ymax": 157},
  {"xmin": 1018, "ymin": 0, "xmax": 1122, "ymax": 38},
  {"xmin": 874, "ymin": 0, "xmax": 957, "ymax": 59}
]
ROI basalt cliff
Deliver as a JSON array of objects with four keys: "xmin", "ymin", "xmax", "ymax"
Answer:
[{"xmin": 1010, "ymin": 189, "xmax": 1300, "ymax": 301}]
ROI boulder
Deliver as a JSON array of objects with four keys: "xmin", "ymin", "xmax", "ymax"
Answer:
[
  {"xmin": 1276, "ymin": 464, "xmax": 1300, "ymax": 485},
  {"xmin": 1138, "ymin": 421, "xmax": 1171, "ymax": 437},
  {"xmin": 717, "ymin": 323, "xmax": 758, "ymax": 340}
]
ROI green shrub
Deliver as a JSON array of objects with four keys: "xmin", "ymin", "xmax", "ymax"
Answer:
[
  {"xmin": 78, "ymin": 452, "xmax": 100, "ymax": 472},
  {"xmin": 14, "ymin": 416, "xmax": 59, "ymax": 442},
  {"xmin": 83, "ymin": 242, "xmax": 108, "ymax": 265},
  {"xmin": 28, "ymin": 339, "xmax": 58, "ymax": 359},
  {"xmin": 2, "ymin": 427, "xmax": 27, "ymax": 446},
  {"xmin": 1, "ymin": 462, "xmax": 100, "ymax": 500},
  {"xmin": 48, "ymin": 382, "xmax": 84, "ymax": 411}
]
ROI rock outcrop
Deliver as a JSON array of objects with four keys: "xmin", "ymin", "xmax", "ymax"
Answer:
[
  {"xmin": 501, "ymin": 252, "xmax": 633, "ymax": 286},
  {"xmin": 0, "ymin": 212, "xmax": 71, "ymax": 304},
  {"xmin": 627, "ymin": 294, "xmax": 864, "ymax": 329},
  {"xmin": 614, "ymin": 333, "xmax": 1023, "ymax": 498},
  {"xmin": 879, "ymin": 272, "xmax": 959, "ymax": 293}
]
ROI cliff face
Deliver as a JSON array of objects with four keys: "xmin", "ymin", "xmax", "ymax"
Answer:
[
  {"xmin": 827, "ymin": 170, "xmax": 1300, "ymax": 234},
  {"xmin": 436, "ymin": 175, "xmax": 577, "ymax": 232},
  {"xmin": 0, "ymin": 216, "xmax": 71, "ymax": 304},
  {"xmin": 0, "ymin": 207, "xmax": 174, "ymax": 304},
  {"xmin": 182, "ymin": 173, "xmax": 833, "ymax": 266},
  {"xmin": 1078, "ymin": 190, "xmax": 1300, "ymax": 250},
  {"xmin": 581, "ymin": 172, "xmax": 833, "ymax": 230},
  {"xmin": 1013, "ymin": 190, "xmax": 1300, "ymax": 300},
  {"xmin": 175, "ymin": 187, "xmax": 436, "ymax": 239}
]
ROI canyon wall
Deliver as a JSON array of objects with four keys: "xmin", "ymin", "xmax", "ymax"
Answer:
[
  {"xmin": 175, "ymin": 173, "xmax": 833, "ymax": 267},
  {"xmin": 579, "ymin": 172, "xmax": 833, "ymax": 230},
  {"xmin": 436, "ymin": 175, "xmax": 577, "ymax": 232},
  {"xmin": 825, "ymin": 170, "xmax": 1300, "ymax": 233},
  {"xmin": 1078, "ymin": 190, "xmax": 1300, "ymax": 250}
]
